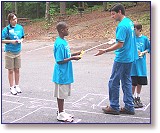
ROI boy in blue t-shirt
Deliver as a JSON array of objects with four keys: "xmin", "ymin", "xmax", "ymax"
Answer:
[
  {"xmin": 2, "ymin": 13, "xmax": 24, "ymax": 95},
  {"xmin": 131, "ymin": 23, "xmax": 150, "ymax": 108},
  {"xmin": 52, "ymin": 22, "xmax": 82, "ymax": 122}
]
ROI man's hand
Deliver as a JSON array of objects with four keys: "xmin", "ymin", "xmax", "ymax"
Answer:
[{"xmin": 94, "ymin": 49, "xmax": 106, "ymax": 56}]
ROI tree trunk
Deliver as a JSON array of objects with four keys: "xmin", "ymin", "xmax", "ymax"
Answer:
[
  {"xmin": 12, "ymin": 2, "xmax": 14, "ymax": 12},
  {"xmin": 60, "ymin": 2, "xmax": 66, "ymax": 15},
  {"xmin": 37, "ymin": 2, "xmax": 40, "ymax": 18},
  {"xmin": 82, "ymin": 2, "xmax": 85, "ymax": 8},
  {"xmin": 45, "ymin": 2, "xmax": 50, "ymax": 23},
  {"xmin": 14, "ymin": 2, "xmax": 18, "ymax": 15},
  {"xmin": 2, "ymin": 2, "xmax": 6, "ymax": 27},
  {"xmin": 11, "ymin": 2, "xmax": 17, "ymax": 15},
  {"xmin": 103, "ymin": 2, "xmax": 107, "ymax": 11},
  {"xmin": 78, "ymin": 2, "xmax": 85, "ymax": 8}
]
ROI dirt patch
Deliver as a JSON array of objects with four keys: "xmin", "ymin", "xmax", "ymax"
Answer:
[{"xmin": 23, "ymin": 3, "xmax": 150, "ymax": 51}]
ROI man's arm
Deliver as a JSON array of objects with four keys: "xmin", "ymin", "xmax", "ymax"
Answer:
[{"xmin": 94, "ymin": 41, "xmax": 124, "ymax": 56}]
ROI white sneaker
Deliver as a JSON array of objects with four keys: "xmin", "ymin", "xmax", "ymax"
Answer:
[
  {"xmin": 15, "ymin": 85, "xmax": 22, "ymax": 93},
  {"xmin": 57, "ymin": 111, "xmax": 74, "ymax": 118},
  {"xmin": 57, "ymin": 112, "xmax": 73, "ymax": 122},
  {"xmin": 10, "ymin": 87, "xmax": 17, "ymax": 95},
  {"xmin": 64, "ymin": 112, "xmax": 74, "ymax": 118}
]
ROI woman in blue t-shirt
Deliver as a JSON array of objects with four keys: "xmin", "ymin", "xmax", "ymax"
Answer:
[
  {"xmin": 2, "ymin": 13, "xmax": 25, "ymax": 95},
  {"xmin": 131, "ymin": 23, "xmax": 150, "ymax": 108}
]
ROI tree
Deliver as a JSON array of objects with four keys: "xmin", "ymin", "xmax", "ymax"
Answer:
[
  {"xmin": 45, "ymin": 2, "xmax": 50, "ymax": 23},
  {"xmin": 103, "ymin": 2, "xmax": 107, "ymax": 11},
  {"xmin": 2, "ymin": 2, "xmax": 6, "ymax": 27},
  {"xmin": 60, "ymin": 2, "xmax": 66, "ymax": 15},
  {"xmin": 11, "ymin": 2, "xmax": 18, "ymax": 15},
  {"xmin": 36, "ymin": 2, "xmax": 40, "ymax": 18}
]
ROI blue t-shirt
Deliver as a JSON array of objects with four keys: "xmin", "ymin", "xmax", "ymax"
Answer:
[
  {"xmin": 52, "ymin": 37, "xmax": 74, "ymax": 84},
  {"xmin": 2, "ymin": 24, "xmax": 25, "ymax": 54},
  {"xmin": 131, "ymin": 35, "xmax": 150, "ymax": 76},
  {"xmin": 114, "ymin": 17, "xmax": 138, "ymax": 63}
]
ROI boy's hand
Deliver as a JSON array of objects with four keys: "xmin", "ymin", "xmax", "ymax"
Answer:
[
  {"xmin": 79, "ymin": 50, "xmax": 85, "ymax": 58},
  {"xmin": 16, "ymin": 39, "xmax": 23, "ymax": 43},
  {"xmin": 12, "ymin": 40, "xmax": 19, "ymax": 44},
  {"xmin": 138, "ymin": 50, "xmax": 145, "ymax": 57},
  {"xmin": 71, "ymin": 50, "xmax": 84, "ymax": 57},
  {"xmin": 71, "ymin": 56, "xmax": 82, "ymax": 60}
]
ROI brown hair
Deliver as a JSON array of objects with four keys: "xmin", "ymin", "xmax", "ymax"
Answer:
[
  {"xmin": 7, "ymin": 13, "xmax": 16, "ymax": 24},
  {"xmin": 56, "ymin": 22, "xmax": 67, "ymax": 33},
  {"xmin": 134, "ymin": 23, "xmax": 142, "ymax": 30},
  {"xmin": 110, "ymin": 3, "xmax": 125, "ymax": 15}
]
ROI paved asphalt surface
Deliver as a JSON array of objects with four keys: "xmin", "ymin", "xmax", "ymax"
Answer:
[{"xmin": 1, "ymin": 40, "xmax": 151, "ymax": 124}]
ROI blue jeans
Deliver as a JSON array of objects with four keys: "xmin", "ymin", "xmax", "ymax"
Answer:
[{"xmin": 108, "ymin": 61, "xmax": 134, "ymax": 112}]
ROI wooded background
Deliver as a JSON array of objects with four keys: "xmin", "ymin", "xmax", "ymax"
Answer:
[{"xmin": 1, "ymin": 1, "xmax": 138, "ymax": 27}]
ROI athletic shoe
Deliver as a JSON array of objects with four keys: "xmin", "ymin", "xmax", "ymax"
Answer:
[
  {"xmin": 136, "ymin": 97, "xmax": 143, "ymax": 108},
  {"xmin": 15, "ymin": 85, "xmax": 22, "ymax": 93},
  {"xmin": 57, "ymin": 112, "xmax": 73, "ymax": 122},
  {"xmin": 10, "ymin": 87, "xmax": 17, "ymax": 95},
  {"xmin": 57, "ymin": 111, "xmax": 74, "ymax": 118},
  {"xmin": 133, "ymin": 97, "xmax": 139, "ymax": 108},
  {"xmin": 64, "ymin": 112, "xmax": 74, "ymax": 118}
]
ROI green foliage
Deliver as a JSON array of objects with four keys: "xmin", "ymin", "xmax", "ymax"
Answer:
[
  {"xmin": 129, "ymin": 12, "xmax": 150, "ymax": 26},
  {"xmin": 31, "ymin": 18, "xmax": 45, "ymax": 22},
  {"xmin": 3, "ymin": 1, "xmax": 148, "ymax": 23},
  {"xmin": 17, "ymin": 2, "xmax": 46, "ymax": 19},
  {"xmin": 4, "ymin": 2, "xmax": 12, "ymax": 11},
  {"xmin": 66, "ymin": 5, "xmax": 78, "ymax": 15},
  {"xmin": 49, "ymin": 3, "xmax": 59, "ymax": 16},
  {"xmin": 138, "ymin": 14, "xmax": 150, "ymax": 25},
  {"xmin": 91, "ymin": 5, "xmax": 102, "ymax": 11},
  {"xmin": 3, "ymin": 2, "xmax": 46, "ymax": 19}
]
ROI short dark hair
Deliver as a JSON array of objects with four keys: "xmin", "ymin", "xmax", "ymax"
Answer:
[
  {"xmin": 56, "ymin": 22, "xmax": 67, "ymax": 33},
  {"xmin": 134, "ymin": 23, "xmax": 142, "ymax": 30},
  {"xmin": 7, "ymin": 13, "xmax": 16, "ymax": 24},
  {"xmin": 110, "ymin": 3, "xmax": 125, "ymax": 15}
]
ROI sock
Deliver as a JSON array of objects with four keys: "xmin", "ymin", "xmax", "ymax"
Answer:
[
  {"xmin": 15, "ymin": 85, "xmax": 19, "ymax": 88},
  {"xmin": 133, "ymin": 93, "xmax": 137, "ymax": 98},
  {"xmin": 137, "ymin": 93, "xmax": 140, "ymax": 98},
  {"xmin": 134, "ymin": 92, "xmax": 137, "ymax": 98},
  {"xmin": 10, "ymin": 86, "xmax": 14, "ymax": 89}
]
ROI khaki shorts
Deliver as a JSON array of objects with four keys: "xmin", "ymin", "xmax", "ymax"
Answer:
[
  {"xmin": 5, "ymin": 52, "xmax": 21, "ymax": 69},
  {"xmin": 54, "ymin": 83, "xmax": 71, "ymax": 99}
]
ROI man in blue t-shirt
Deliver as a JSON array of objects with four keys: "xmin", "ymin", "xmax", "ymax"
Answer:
[
  {"xmin": 94, "ymin": 3, "xmax": 138, "ymax": 115},
  {"xmin": 52, "ymin": 22, "xmax": 82, "ymax": 122},
  {"xmin": 2, "ymin": 13, "xmax": 24, "ymax": 95}
]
